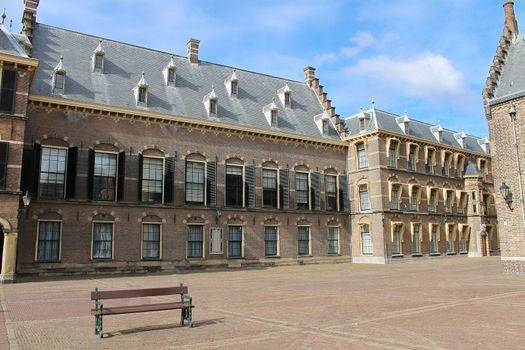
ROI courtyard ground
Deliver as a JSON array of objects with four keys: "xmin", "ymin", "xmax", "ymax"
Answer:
[{"xmin": 0, "ymin": 257, "xmax": 524, "ymax": 349}]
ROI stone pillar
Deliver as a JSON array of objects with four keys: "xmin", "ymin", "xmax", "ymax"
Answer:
[{"xmin": 0, "ymin": 231, "xmax": 18, "ymax": 283}]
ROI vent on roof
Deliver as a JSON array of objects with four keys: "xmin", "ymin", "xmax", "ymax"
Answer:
[
  {"xmin": 278, "ymin": 83, "xmax": 292, "ymax": 108},
  {"xmin": 430, "ymin": 123, "xmax": 444, "ymax": 143},
  {"xmin": 203, "ymin": 86, "xmax": 218, "ymax": 117},
  {"xmin": 396, "ymin": 112, "xmax": 410, "ymax": 134},
  {"xmin": 263, "ymin": 100, "xmax": 278, "ymax": 127},
  {"xmin": 163, "ymin": 56, "xmax": 176, "ymax": 87},
  {"xmin": 52, "ymin": 55, "xmax": 66, "ymax": 93},
  {"xmin": 454, "ymin": 130, "xmax": 467, "ymax": 148},
  {"xmin": 133, "ymin": 72, "xmax": 149, "ymax": 107},
  {"xmin": 92, "ymin": 40, "xmax": 105, "ymax": 73},
  {"xmin": 225, "ymin": 70, "xmax": 238, "ymax": 97}
]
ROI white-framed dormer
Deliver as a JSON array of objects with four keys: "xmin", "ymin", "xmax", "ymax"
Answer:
[
  {"xmin": 203, "ymin": 86, "xmax": 218, "ymax": 117},
  {"xmin": 263, "ymin": 99, "xmax": 279, "ymax": 128},
  {"xmin": 430, "ymin": 123, "xmax": 444, "ymax": 143},
  {"xmin": 278, "ymin": 83, "xmax": 292, "ymax": 108},
  {"xmin": 133, "ymin": 72, "xmax": 149, "ymax": 107},
  {"xmin": 225, "ymin": 70, "xmax": 239, "ymax": 97},
  {"xmin": 92, "ymin": 40, "xmax": 105, "ymax": 73},
  {"xmin": 453, "ymin": 130, "xmax": 467, "ymax": 148},
  {"xmin": 358, "ymin": 108, "xmax": 369, "ymax": 133},
  {"xmin": 314, "ymin": 112, "xmax": 332, "ymax": 136},
  {"xmin": 163, "ymin": 55, "xmax": 177, "ymax": 87},
  {"xmin": 477, "ymin": 137, "xmax": 490, "ymax": 153},
  {"xmin": 396, "ymin": 112, "xmax": 410, "ymax": 134},
  {"xmin": 52, "ymin": 55, "xmax": 66, "ymax": 94}
]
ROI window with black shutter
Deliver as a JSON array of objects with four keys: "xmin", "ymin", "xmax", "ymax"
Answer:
[
  {"xmin": 206, "ymin": 160, "xmax": 217, "ymax": 207},
  {"xmin": 311, "ymin": 171, "xmax": 321, "ymax": 211},
  {"xmin": 225, "ymin": 164, "xmax": 243, "ymax": 207},
  {"xmin": 164, "ymin": 156, "xmax": 175, "ymax": 204},
  {"xmin": 0, "ymin": 69, "xmax": 17, "ymax": 114},
  {"xmin": 92, "ymin": 152, "xmax": 117, "ymax": 201},
  {"xmin": 325, "ymin": 175, "xmax": 337, "ymax": 211},
  {"xmin": 245, "ymin": 164, "xmax": 255, "ymax": 208},
  {"xmin": 0, "ymin": 142, "xmax": 8, "ymax": 189},
  {"xmin": 338, "ymin": 174, "xmax": 349, "ymax": 212},
  {"xmin": 117, "ymin": 151, "xmax": 125, "ymax": 201},
  {"xmin": 262, "ymin": 168, "xmax": 278, "ymax": 208},
  {"xmin": 141, "ymin": 156, "xmax": 163, "ymax": 203},
  {"xmin": 39, "ymin": 146, "xmax": 67, "ymax": 199},
  {"xmin": 279, "ymin": 168, "xmax": 289, "ymax": 209},
  {"xmin": 66, "ymin": 147, "xmax": 77, "ymax": 199}
]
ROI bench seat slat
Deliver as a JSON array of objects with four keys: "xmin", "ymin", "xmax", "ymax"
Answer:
[
  {"xmin": 91, "ymin": 302, "xmax": 193, "ymax": 316},
  {"xmin": 91, "ymin": 287, "xmax": 188, "ymax": 300}
]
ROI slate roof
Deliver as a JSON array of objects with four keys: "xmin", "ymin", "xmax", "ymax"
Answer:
[
  {"xmin": 344, "ymin": 108, "xmax": 489, "ymax": 155},
  {"xmin": 490, "ymin": 33, "xmax": 525, "ymax": 105},
  {"xmin": 0, "ymin": 24, "xmax": 29, "ymax": 57},
  {"xmin": 29, "ymin": 23, "xmax": 338, "ymax": 139}
]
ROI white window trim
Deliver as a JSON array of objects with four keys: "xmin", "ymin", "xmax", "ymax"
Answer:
[
  {"xmin": 141, "ymin": 222, "xmax": 163, "ymax": 260},
  {"xmin": 297, "ymin": 224, "xmax": 312, "ymax": 256},
  {"xmin": 39, "ymin": 145, "xmax": 68, "ymax": 200},
  {"xmin": 186, "ymin": 223, "xmax": 206, "ymax": 259},
  {"xmin": 94, "ymin": 150, "xmax": 119, "ymax": 202},
  {"xmin": 264, "ymin": 225, "xmax": 280, "ymax": 257},
  {"xmin": 91, "ymin": 221, "xmax": 115, "ymax": 260},
  {"xmin": 227, "ymin": 225, "xmax": 245, "ymax": 258},
  {"xmin": 34, "ymin": 220, "xmax": 63, "ymax": 262},
  {"xmin": 185, "ymin": 158, "xmax": 207, "ymax": 206}
]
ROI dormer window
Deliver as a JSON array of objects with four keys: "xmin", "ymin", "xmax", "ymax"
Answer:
[
  {"xmin": 431, "ymin": 123, "xmax": 444, "ymax": 143},
  {"xmin": 278, "ymin": 83, "xmax": 292, "ymax": 108},
  {"xmin": 133, "ymin": 72, "xmax": 149, "ymax": 107},
  {"xmin": 92, "ymin": 40, "xmax": 105, "ymax": 73},
  {"xmin": 164, "ymin": 56, "xmax": 177, "ymax": 86},
  {"xmin": 52, "ymin": 56, "xmax": 66, "ymax": 93},
  {"xmin": 454, "ymin": 130, "xmax": 467, "ymax": 148},
  {"xmin": 138, "ymin": 86, "xmax": 147, "ymax": 103},
  {"xmin": 54, "ymin": 72, "xmax": 65, "ymax": 90},
  {"xmin": 263, "ymin": 100, "xmax": 279, "ymax": 127},
  {"xmin": 225, "ymin": 70, "xmax": 239, "ymax": 97},
  {"xmin": 322, "ymin": 119, "xmax": 329, "ymax": 135},
  {"xmin": 210, "ymin": 98, "xmax": 218, "ymax": 115},
  {"xmin": 284, "ymin": 91, "xmax": 291, "ymax": 108},
  {"xmin": 203, "ymin": 86, "xmax": 219, "ymax": 117},
  {"xmin": 94, "ymin": 55, "xmax": 103, "ymax": 70},
  {"xmin": 359, "ymin": 118, "xmax": 365, "ymax": 131},
  {"xmin": 168, "ymin": 68, "xmax": 176, "ymax": 83},
  {"xmin": 396, "ymin": 112, "xmax": 410, "ymax": 134},
  {"xmin": 231, "ymin": 80, "xmax": 238, "ymax": 96}
]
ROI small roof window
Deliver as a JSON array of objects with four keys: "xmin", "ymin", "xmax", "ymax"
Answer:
[
  {"xmin": 52, "ymin": 56, "xmax": 66, "ymax": 93},
  {"xmin": 278, "ymin": 83, "xmax": 292, "ymax": 108},
  {"xmin": 92, "ymin": 40, "xmax": 105, "ymax": 73},
  {"xmin": 164, "ymin": 56, "xmax": 177, "ymax": 86},
  {"xmin": 263, "ymin": 99, "xmax": 279, "ymax": 127},
  {"xmin": 203, "ymin": 86, "xmax": 219, "ymax": 117},
  {"xmin": 133, "ymin": 72, "xmax": 149, "ymax": 107}
]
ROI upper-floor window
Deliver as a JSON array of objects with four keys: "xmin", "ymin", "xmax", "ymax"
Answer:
[
  {"xmin": 271, "ymin": 110, "xmax": 278, "ymax": 127},
  {"xmin": 390, "ymin": 184, "xmax": 401, "ymax": 210},
  {"xmin": 54, "ymin": 72, "xmax": 65, "ymax": 91},
  {"xmin": 412, "ymin": 223, "xmax": 421, "ymax": 254},
  {"xmin": 359, "ymin": 118, "xmax": 366, "ymax": 131},
  {"xmin": 426, "ymin": 148, "xmax": 434, "ymax": 174},
  {"xmin": 0, "ymin": 69, "xmax": 17, "ymax": 113},
  {"xmin": 93, "ymin": 152, "xmax": 117, "ymax": 201},
  {"xmin": 388, "ymin": 141, "xmax": 398, "ymax": 168},
  {"xmin": 445, "ymin": 190, "xmax": 454, "ymax": 213},
  {"xmin": 94, "ymin": 54, "xmax": 104, "ymax": 71},
  {"xmin": 322, "ymin": 119, "xmax": 329, "ymax": 135},
  {"xmin": 357, "ymin": 143, "xmax": 368, "ymax": 169},
  {"xmin": 472, "ymin": 191, "xmax": 477, "ymax": 213},
  {"xmin": 455, "ymin": 155, "xmax": 464, "ymax": 178},
  {"xmin": 226, "ymin": 164, "xmax": 243, "ymax": 207},
  {"xmin": 186, "ymin": 161, "xmax": 205, "ymax": 204},
  {"xmin": 210, "ymin": 98, "xmax": 218, "ymax": 115},
  {"xmin": 0, "ymin": 142, "xmax": 9, "ymax": 189},
  {"xmin": 442, "ymin": 152, "xmax": 451, "ymax": 176},
  {"xmin": 142, "ymin": 157, "xmax": 163, "ymax": 203},
  {"xmin": 482, "ymin": 194, "xmax": 490, "ymax": 216},
  {"xmin": 262, "ymin": 168, "xmax": 278, "ymax": 208},
  {"xmin": 284, "ymin": 91, "xmax": 291, "ymax": 108},
  {"xmin": 325, "ymin": 175, "xmax": 338, "ymax": 211},
  {"xmin": 479, "ymin": 159, "xmax": 487, "ymax": 178},
  {"xmin": 408, "ymin": 145, "xmax": 417, "ymax": 171},
  {"xmin": 429, "ymin": 188, "xmax": 437, "ymax": 212},
  {"xmin": 296, "ymin": 172, "xmax": 309, "ymax": 209},
  {"xmin": 138, "ymin": 86, "xmax": 147, "ymax": 104},
  {"xmin": 39, "ymin": 146, "xmax": 67, "ymax": 199},
  {"xmin": 167, "ymin": 68, "xmax": 176, "ymax": 84},
  {"xmin": 359, "ymin": 184, "xmax": 371, "ymax": 211},
  {"xmin": 410, "ymin": 186, "xmax": 419, "ymax": 211},
  {"xmin": 231, "ymin": 80, "xmax": 238, "ymax": 96}
]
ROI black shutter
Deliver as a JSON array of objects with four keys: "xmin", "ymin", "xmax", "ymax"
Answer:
[
  {"xmin": 339, "ymin": 174, "xmax": 349, "ymax": 212},
  {"xmin": 117, "ymin": 151, "xmax": 125, "ymax": 201},
  {"xmin": 279, "ymin": 168, "xmax": 289, "ymax": 209},
  {"xmin": 65, "ymin": 147, "xmax": 77, "ymax": 199},
  {"xmin": 32, "ymin": 143, "xmax": 41, "ymax": 197},
  {"xmin": 311, "ymin": 171, "xmax": 321, "ymax": 211},
  {"xmin": 164, "ymin": 156, "xmax": 175, "ymax": 204},
  {"xmin": 245, "ymin": 164, "xmax": 255, "ymax": 208},
  {"xmin": 0, "ymin": 142, "xmax": 8, "ymax": 189},
  {"xmin": 207, "ymin": 160, "xmax": 217, "ymax": 207},
  {"xmin": 87, "ymin": 149, "xmax": 95, "ymax": 200},
  {"xmin": 137, "ymin": 154, "xmax": 143, "ymax": 202}
]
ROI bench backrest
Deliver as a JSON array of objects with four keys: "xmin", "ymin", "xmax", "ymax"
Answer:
[{"xmin": 91, "ymin": 286, "xmax": 188, "ymax": 300}]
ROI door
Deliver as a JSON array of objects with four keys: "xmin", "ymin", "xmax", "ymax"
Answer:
[{"xmin": 481, "ymin": 235, "xmax": 487, "ymax": 256}]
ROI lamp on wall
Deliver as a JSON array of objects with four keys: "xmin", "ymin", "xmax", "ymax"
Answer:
[
  {"xmin": 22, "ymin": 191, "xmax": 31, "ymax": 208},
  {"xmin": 507, "ymin": 104, "xmax": 517, "ymax": 120},
  {"xmin": 499, "ymin": 182, "xmax": 512, "ymax": 207},
  {"xmin": 215, "ymin": 209, "xmax": 222, "ymax": 225}
]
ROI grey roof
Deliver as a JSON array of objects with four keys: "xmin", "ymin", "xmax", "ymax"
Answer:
[
  {"xmin": 0, "ymin": 24, "xmax": 29, "ymax": 57},
  {"xmin": 464, "ymin": 159, "xmax": 481, "ymax": 177},
  {"xmin": 490, "ymin": 33, "xmax": 525, "ymax": 105},
  {"xmin": 30, "ymin": 23, "xmax": 338, "ymax": 139},
  {"xmin": 344, "ymin": 108, "xmax": 489, "ymax": 155}
]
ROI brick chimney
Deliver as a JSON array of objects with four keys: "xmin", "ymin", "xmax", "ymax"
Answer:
[
  {"xmin": 187, "ymin": 39, "xmax": 200, "ymax": 64},
  {"xmin": 303, "ymin": 66, "xmax": 316, "ymax": 87},
  {"xmin": 503, "ymin": 0, "xmax": 519, "ymax": 39},
  {"xmin": 22, "ymin": 0, "xmax": 39, "ymax": 42}
]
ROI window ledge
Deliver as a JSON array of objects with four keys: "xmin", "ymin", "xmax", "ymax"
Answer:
[
  {"xmin": 327, "ymin": 253, "xmax": 341, "ymax": 256},
  {"xmin": 392, "ymin": 254, "xmax": 404, "ymax": 258},
  {"xmin": 446, "ymin": 252, "xmax": 456, "ymax": 255},
  {"xmin": 34, "ymin": 260, "xmax": 61, "ymax": 264},
  {"xmin": 228, "ymin": 257, "xmax": 245, "ymax": 260},
  {"xmin": 264, "ymin": 255, "xmax": 281, "ymax": 259},
  {"xmin": 298, "ymin": 255, "xmax": 313, "ymax": 258},
  {"xmin": 430, "ymin": 253, "xmax": 441, "ymax": 256},
  {"xmin": 141, "ymin": 258, "xmax": 162, "ymax": 261},
  {"xmin": 411, "ymin": 254, "xmax": 423, "ymax": 257},
  {"xmin": 459, "ymin": 251, "xmax": 468, "ymax": 255}
]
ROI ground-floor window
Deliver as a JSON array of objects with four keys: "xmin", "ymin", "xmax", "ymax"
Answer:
[
  {"xmin": 142, "ymin": 223, "xmax": 161, "ymax": 259},
  {"xmin": 430, "ymin": 225, "xmax": 439, "ymax": 253},
  {"xmin": 264, "ymin": 226, "xmax": 278, "ymax": 256},
  {"xmin": 298, "ymin": 226, "xmax": 310, "ymax": 256},
  {"xmin": 188, "ymin": 225, "xmax": 203, "ymax": 258},
  {"xmin": 37, "ymin": 221, "xmax": 61, "ymax": 261},
  {"xmin": 446, "ymin": 225, "xmax": 455, "ymax": 253},
  {"xmin": 93, "ymin": 222, "xmax": 113, "ymax": 259},
  {"xmin": 328, "ymin": 227, "xmax": 339, "ymax": 254},
  {"xmin": 459, "ymin": 226, "xmax": 469, "ymax": 252},
  {"xmin": 228, "ymin": 226, "xmax": 243, "ymax": 258},
  {"xmin": 412, "ymin": 223, "xmax": 421, "ymax": 254},
  {"xmin": 361, "ymin": 224, "xmax": 373, "ymax": 255},
  {"xmin": 392, "ymin": 224, "xmax": 402, "ymax": 255}
]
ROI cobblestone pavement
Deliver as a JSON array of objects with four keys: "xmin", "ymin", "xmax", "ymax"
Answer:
[{"xmin": 0, "ymin": 257, "xmax": 524, "ymax": 349}]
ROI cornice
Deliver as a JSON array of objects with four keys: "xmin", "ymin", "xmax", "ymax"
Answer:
[{"xmin": 0, "ymin": 52, "xmax": 39, "ymax": 67}]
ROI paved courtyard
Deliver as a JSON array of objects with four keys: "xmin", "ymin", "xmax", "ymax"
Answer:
[{"xmin": 0, "ymin": 257, "xmax": 524, "ymax": 349}]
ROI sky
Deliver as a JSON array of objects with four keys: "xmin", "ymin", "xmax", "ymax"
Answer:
[{"xmin": 2, "ymin": 0, "xmax": 518, "ymax": 137}]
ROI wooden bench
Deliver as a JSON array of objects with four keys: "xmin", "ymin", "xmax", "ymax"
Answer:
[{"xmin": 91, "ymin": 284, "xmax": 194, "ymax": 338}]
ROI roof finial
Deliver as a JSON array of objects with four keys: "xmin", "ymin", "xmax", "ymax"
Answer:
[
  {"xmin": 1, "ymin": 8, "xmax": 6, "ymax": 25},
  {"xmin": 371, "ymin": 97, "xmax": 375, "ymax": 109},
  {"xmin": 9, "ymin": 19, "xmax": 12, "ymax": 31}
]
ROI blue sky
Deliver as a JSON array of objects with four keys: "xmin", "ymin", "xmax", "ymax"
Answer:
[{"xmin": 3, "ymin": 0, "xmax": 518, "ymax": 137}]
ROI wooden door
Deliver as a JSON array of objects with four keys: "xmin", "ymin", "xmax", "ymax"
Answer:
[{"xmin": 481, "ymin": 235, "xmax": 487, "ymax": 256}]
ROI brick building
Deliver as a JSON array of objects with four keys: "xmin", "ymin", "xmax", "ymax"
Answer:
[
  {"xmin": 0, "ymin": 1, "xmax": 497, "ymax": 280},
  {"xmin": 484, "ymin": 0, "xmax": 525, "ymax": 274}
]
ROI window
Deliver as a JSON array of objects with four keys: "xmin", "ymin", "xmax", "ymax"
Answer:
[
  {"xmin": 262, "ymin": 169, "xmax": 278, "ymax": 208},
  {"xmin": 37, "ymin": 221, "xmax": 61, "ymax": 261},
  {"xmin": 426, "ymin": 149, "xmax": 434, "ymax": 173},
  {"xmin": 442, "ymin": 153, "xmax": 451, "ymax": 176},
  {"xmin": 142, "ymin": 157, "xmax": 163, "ymax": 203},
  {"xmin": 226, "ymin": 165, "xmax": 243, "ymax": 206},
  {"xmin": 328, "ymin": 227, "xmax": 339, "ymax": 254},
  {"xmin": 0, "ymin": 142, "xmax": 7, "ymax": 189},
  {"xmin": 472, "ymin": 191, "xmax": 477, "ymax": 213},
  {"xmin": 479, "ymin": 159, "xmax": 487, "ymax": 177},
  {"xmin": 482, "ymin": 194, "xmax": 490, "ymax": 216},
  {"xmin": 458, "ymin": 192, "xmax": 467, "ymax": 214},
  {"xmin": 296, "ymin": 172, "xmax": 309, "ymax": 209},
  {"xmin": 231, "ymin": 81, "xmax": 238, "ymax": 96},
  {"xmin": 264, "ymin": 226, "xmax": 278, "ymax": 257},
  {"xmin": 361, "ymin": 224, "xmax": 373, "ymax": 255},
  {"xmin": 359, "ymin": 118, "xmax": 366, "ymax": 131},
  {"xmin": 210, "ymin": 99, "xmax": 218, "ymax": 115},
  {"xmin": 325, "ymin": 175, "xmax": 337, "ymax": 211},
  {"xmin": 390, "ymin": 184, "xmax": 400, "ymax": 210},
  {"xmin": 142, "ymin": 224, "xmax": 161, "ymax": 259},
  {"xmin": 54, "ymin": 72, "xmax": 65, "ymax": 90},
  {"xmin": 388, "ymin": 141, "xmax": 398, "ymax": 168},
  {"xmin": 93, "ymin": 152, "xmax": 117, "ymax": 201},
  {"xmin": 410, "ymin": 186, "xmax": 419, "ymax": 211},
  {"xmin": 92, "ymin": 223, "xmax": 113, "ymax": 259},
  {"xmin": 322, "ymin": 119, "xmax": 329, "ymax": 135},
  {"xmin": 39, "ymin": 147, "xmax": 67, "ymax": 199},
  {"xmin": 357, "ymin": 143, "xmax": 368, "ymax": 169},
  {"xmin": 94, "ymin": 54, "xmax": 103, "ymax": 70},
  {"xmin": 459, "ymin": 226, "xmax": 468, "ymax": 252},
  {"xmin": 392, "ymin": 224, "xmax": 402, "ymax": 255},
  {"xmin": 185, "ymin": 161, "xmax": 205, "ymax": 204},
  {"xmin": 167, "ymin": 68, "xmax": 176, "ymax": 83},
  {"xmin": 0, "ymin": 69, "xmax": 17, "ymax": 113},
  {"xmin": 408, "ymin": 145, "xmax": 417, "ymax": 171},
  {"xmin": 187, "ymin": 225, "xmax": 203, "ymax": 258},
  {"xmin": 297, "ymin": 226, "xmax": 310, "ymax": 255},
  {"xmin": 284, "ymin": 91, "xmax": 291, "ymax": 107},
  {"xmin": 228, "ymin": 226, "xmax": 243, "ymax": 258},
  {"xmin": 430, "ymin": 225, "xmax": 439, "ymax": 254},
  {"xmin": 270, "ymin": 110, "xmax": 278, "ymax": 127},
  {"xmin": 412, "ymin": 224, "xmax": 421, "ymax": 254},
  {"xmin": 446, "ymin": 225, "xmax": 455, "ymax": 253},
  {"xmin": 138, "ymin": 86, "xmax": 147, "ymax": 103},
  {"xmin": 359, "ymin": 184, "xmax": 371, "ymax": 211},
  {"xmin": 455, "ymin": 156, "xmax": 464, "ymax": 178},
  {"xmin": 445, "ymin": 190, "xmax": 453, "ymax": 213},
  {"xmin": 429, "ymin": 188, "xmax": 437, "ymax": 212}
]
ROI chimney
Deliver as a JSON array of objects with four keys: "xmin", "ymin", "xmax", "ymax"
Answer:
[
  {"xmin": 22, "ymin": 0, "xmax": 39, "ymax": 42},
  {"xmin": 303, "ymin": 66, "xmax": 316, "ymax": 86},
  {"xmin": 187, "ymin": 38, "xmax": 200, "ymax": 64},
  {"xmin": 503, "ymin": 0, "xmax": 519, "ymax": 39}
]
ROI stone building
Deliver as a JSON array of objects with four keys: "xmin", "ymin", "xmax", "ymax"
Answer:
[
  {"xmin": 484, "ymin": 0, "xmax": 525, "ymax": 274},
  {"xmin": 343, "ymin": 107, "xmax": 497, "ymax": 264}
]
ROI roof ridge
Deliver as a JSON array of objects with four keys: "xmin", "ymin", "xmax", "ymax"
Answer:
[{"xmin": 35, "ymin": 22, "xmax": 305, "ymax": 85}]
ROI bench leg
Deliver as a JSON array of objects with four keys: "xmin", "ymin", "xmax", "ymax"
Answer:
[
  {"xmin": 94, "ymin": 315, "xmax": 103, "ymax": 338},
  {"xmin": 186, "ymin": 307, "xmax": 193, "ymax": 328},
  {"xmin": 180, "ymin": 309, "xmax": 184, "ymax": 326}
]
